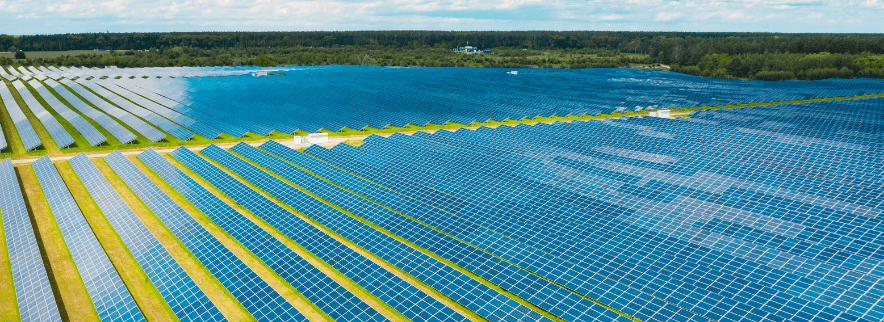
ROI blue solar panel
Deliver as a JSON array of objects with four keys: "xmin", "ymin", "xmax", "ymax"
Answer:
[
  {"xmin": 199, "ymin": 143, "xmax": 620, "ymax": 321},
  {"xmin": 103, "ymin": 84, "xmax": 223, "ymax": 139},
  {"xmin": 1, "ymin": 82, "xmax": 49, "ymax": 150},
  {"xmin": 30, "ymin": 156, "xmax": 145, "ymax": 321},
  {"xmin": 178, "ymin": 146, "xmax": 470, "ymax": 322},
  {"xmin": 11, "ymin": 80, "xmax": 75, "ymax": 149},
  {"xmin": 138, "ymin": 148, "xmax": 386, "ymax": 321},
  {"xmin": 79, "ymin": 82, "xmax": 194, "ymax": 141},
  {"xmin": 121, "ymin": 67, "xmax": 884, "ymax": 134},
  {"xmin": 66, "ymin": 153, "xmax": 225, "ymax": 322},
  {"xmin": 59, "ymin": 79, "xmax": 165, "ymax": 142},
  {"xmin": 258, "ymin": 140, "xmax": 559, "ymax": 321},
  {"xmin": 0, "ymin": 159, "xmax": 61, "ymax": 321},
  {"xmin": 298, "ymin": 96, "xmax": 884, "ymax": 322},
  {"xmin": 119, "ymin": 84, "xmax": 249, "ymax": 137},
  {"xmin": 28, "ymin": 80, "xmax": 107, "ymax": 146},
  {"xmin": 44, "ymin": 79, "xmax": 137, "ymax": 144},
  {"xmin": 102, "ymin": 151, "xmax": 307, "ymax": 322}
]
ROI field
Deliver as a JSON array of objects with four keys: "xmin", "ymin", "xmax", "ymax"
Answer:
[{"xmin": 1, "ymin": 65, "xmax": 882, "ymax": 322}]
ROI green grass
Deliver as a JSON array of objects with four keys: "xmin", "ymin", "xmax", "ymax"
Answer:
[
  {"xmin": 127, "ymin": 155, "xmax": 333, "ymax": 322},
  {"xmin": 14, "ymin": 164, "xmax": 100, "ymax": 322},
  {"xmin": 219, "ymin": 149, "xmax": 498, "ymax": 322},
  {"xmin": 162, "ymin": 153, "xmax": 410, "ymax": 322},
  {"xmin": 55, "ymin": 161, "xmax": 178, "ymax": 321},
  {"xmin": 0, "ymin": 205, "xmax": 20, "ymax": 321},
  {"xmin": 93, "ymin": 158, "xmax": 256, "ymax": 322}
]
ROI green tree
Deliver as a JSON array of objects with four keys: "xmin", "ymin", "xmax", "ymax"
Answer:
[
  {"xmin": 254, "ymin": 55, "xmax": 277, "ymax": 67},
  {"xmin": 14, "ymin": 51, "xmax": 25, "ymax": 59}
]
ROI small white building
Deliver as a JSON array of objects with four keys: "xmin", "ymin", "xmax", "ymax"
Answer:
[
  {"xmin": 293, "ymin": 136, "xmax": 305, "ymax": 144},
  {"xmin": 649, "ymin": 110, "xmax": 672, "ymax": 118}
]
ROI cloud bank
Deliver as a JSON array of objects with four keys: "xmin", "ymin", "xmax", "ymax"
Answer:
[{"xmin": 1, "ymin": 0, "xmax": 881, "ymax": 34}]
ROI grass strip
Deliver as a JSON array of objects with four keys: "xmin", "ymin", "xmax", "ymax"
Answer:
[
  {"xmin": 14, "ymin": 164, "xmax": 99, "ymax": 322},
  {"xmin": 162, "ymin": 153, "xmax": 407, "ymax": 322},
  {"xmin": 92, "ymin": 158, "xmax": 256, "ymax": 322},
  {"xmin": 54, "ymin": 161, "xmax": 177, "ymax": 321},
  {"xmin": 126, "ymin": 154, "xmax": 331, "ymax": 322}
]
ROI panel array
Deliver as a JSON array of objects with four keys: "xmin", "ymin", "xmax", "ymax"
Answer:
[
  {"xmin": 67, "ymin": 153, "xmax": 225, "ymax": 322},
  {"xmin": 59, "ymin": 79, "xmax": 166, "ymax": 142},
  {"xmin": 297, "ymin": 97, "xmax": 884, "ymax": 322},
  {"xmin": 0, "ymin": 82, "xmax": 45, "ymax": 150},
  {"xmin": 174, "ymin": 146, "xmax": 469, "ymax": 322},
  {"xmin": 138, "ymin": 149, "xmax": 387, "ymax": 321},
  {"xmin": 0, "ymin": 159, "xmax": 60, "ymax": 321},
  {"xmin": 79, "ymin": 82, "xmax": 194, "ymax": 141},
  {"xmin": 44, "ymin": 79, "xmax": 137, "ymax": 144},
  {"xmin": 11, "ymin": 80, "xmax": 75, "ymax": 149},
  {"xmin": 102, "ymin": 151, "xmax": 307, "ymax": 322},
  {"xmin": 30, "ymin": 156, "xmax": 145, "ymax": 321},
  {"xmin": 214, "ymin": 142, "xmax": 631, "ymax": 322},
  {"xmin": 100, "ymin": 82, "xmax": 222, "ymax": 139},
  {"xmin": 27, "ymin": 80, "xmax": 106, "ymax": 146},
  {"xmin": 120, "ymin": 84, "xmax": 248, "ymax": 137}
]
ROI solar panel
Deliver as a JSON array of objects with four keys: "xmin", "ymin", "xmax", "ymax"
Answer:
[
  {"xmin": 0, "ymin": 159, "xmax": 61, "ymax": 321},
  {"xmin": 0, "ymin": 83, "xmax": 43, "ymax": 150},
  {"xmin": 297, "ymin": 97, "xmax": 884, "ymax": 322},
  {"xmin": 77, "ymin": 82, "xmax": 194, "ymax": 141},
  {"xmin": 67, "ymin": 153, "xmax": 225, "ymax": 322},
  {"xmin": 102, "ymin": 151, "xmax": 307, "ymax": 322},
  {"xmin": 119, "ymin": 84, "xmax": 249, "ymax": 137},
  {"xmin": 59, "ymin": 79, "xmax": 165, "ymax": 142},
  {"xmin": 219, "ymin": 142, "xmax": 636, "ymax": 321},
  {"xmin": 43, "ymin": 79, "xmax": 136, "ymax": 144},
  {"xmin": 101, "ymin": 83, "xmax": 222, "ymax": 139},
  {"xmin": 139, "ymin": 148, "xmax": 387, "ymax": 321},
  {"xmin": 30, "ymin": 156, "xmax": 145, "ymax": 321},
  {"xmin": 27, "ymin": 80, "xmax": 107, "ymax": 146},
  {"xmin": 10, "ymin": 80, "xmax": 75, "ymax": 149}
]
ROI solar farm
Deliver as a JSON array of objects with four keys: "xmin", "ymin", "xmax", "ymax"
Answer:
[{"xmin": 0, "ymin": 64, "xmax": 883, "ymax": 322}]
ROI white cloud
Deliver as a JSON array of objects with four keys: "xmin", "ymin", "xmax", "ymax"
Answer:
[
  {"xmin": 654, "ymin": 12, "xmax": 686, "ymax": 21},
  {"xmin": 0, "ymin": 0, "xmax": 879, "ymax": 34}
]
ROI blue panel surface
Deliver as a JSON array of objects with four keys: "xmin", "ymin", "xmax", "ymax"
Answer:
[
  {"xmin": 0, "ymin": 159, "xmax": 61, "ymax": 321},
  {"xmin": 30, "ymin": 156, "xmax": 145, "ymax": 321},
  {"xmin": 102, "ymin": 151, "xmax": 306, "ymax": 322},
  {"xmin": 67, "ymin": 153, "xmax": 225, "ymax": 322}
]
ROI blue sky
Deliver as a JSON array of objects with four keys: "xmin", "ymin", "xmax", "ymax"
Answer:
[{"xmin": 1, "ymin": 0, "xmax": 882, "ymax": 34}]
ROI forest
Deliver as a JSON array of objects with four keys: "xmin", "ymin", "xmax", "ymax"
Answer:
[{"xmin": 2, "ymin": 31, "xmax": 884, "ymax": 80}]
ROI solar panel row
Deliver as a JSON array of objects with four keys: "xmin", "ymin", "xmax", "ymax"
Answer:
[
  {"xmin": 10, "ymin": 80, "xmax": 73, "ymax": 149},
  {"xmin": 294, "ymin": 97, "xmax": 883, "ymax": 322},
  {"xmin": 79, "ymin": 82, "xmax": 194, "ymax": 141},
  {"xmin": 59, "ymin": 79, "xmax": 166, "ymax": 142},
  {"xmin": 0, "ymin": 159, "xmax": 60, "ymax": 321},
  {"xmin": 102, "ymin": 151, "xmax": 307, "ymax": 322},
  {"xmin": 67, "ymin": 153, "xmax": 225, "ymax": 322},
  {"xmin": 247, "ymin": 140, "xmax": 559, "ymax": 321},
  {"xmin": 27, "ymin": 80, "xmax": 106, "ymax": 146},
  {"xmin": 136, "ymin": 148, "xmax": 386, "ymax": 322},
  {"xmin": 200, "ymin": 143, "xmax": 622, "ymax": 321},
  {"xmin": 44, "ymin": 79, "xmax": 137, "ymax": 144},
  {"xmin": 119, "ymin": 84, "xmax": 249, "ymax": 138},
  {"xmin": 100, "ymin": 82, "xmax": 222, "ymax": 139},
  {"xmin": 30, "ymin": 156, "xmax": 145, "ymax": 322},
  {"xmin": 174, "ymin": 146, "xmax": 469, "ymax": 322}
]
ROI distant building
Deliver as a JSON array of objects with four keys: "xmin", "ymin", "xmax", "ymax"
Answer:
[{"xmin": 454, "ymin": 46, "xmax": 492, "ymax": 55}]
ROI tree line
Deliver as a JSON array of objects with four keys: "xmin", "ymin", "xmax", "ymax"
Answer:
[{"xmin": 3, "ymin": 31, "xmax": 884, "ymax": 80}]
